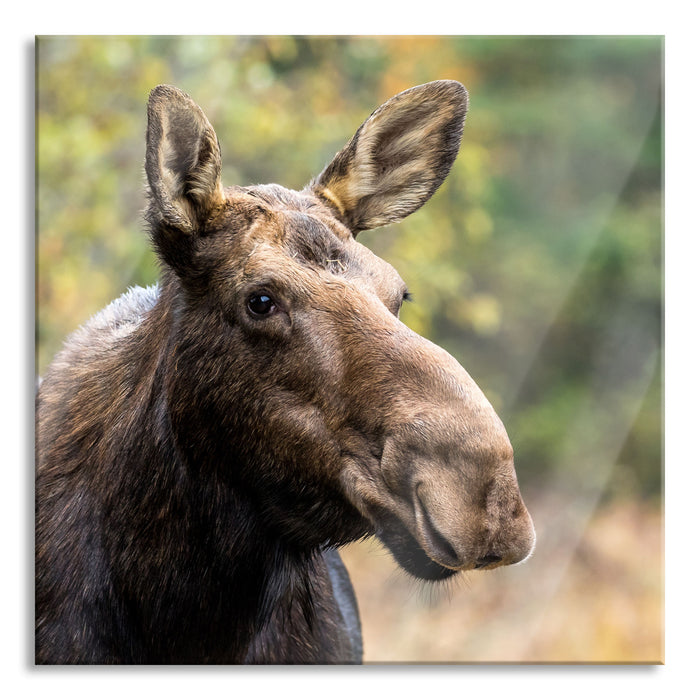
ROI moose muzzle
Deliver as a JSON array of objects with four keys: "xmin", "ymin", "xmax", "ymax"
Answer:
[{"xmin": 341, "ymin": 322, "xmax": 536, "ymax": 581}]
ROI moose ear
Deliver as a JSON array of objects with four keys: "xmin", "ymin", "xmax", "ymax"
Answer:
[
  {"xmin": 310, "ymin": 80, "xmax": 468, "ymax": 234},
  {"xmin": 145, "ymin": 85, "xmax": 224, "ymax": 237}
]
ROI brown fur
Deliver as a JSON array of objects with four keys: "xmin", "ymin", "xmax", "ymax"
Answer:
[{"xmin": 35, "ymin": 82, "xmax": 534, "ymax": 664}]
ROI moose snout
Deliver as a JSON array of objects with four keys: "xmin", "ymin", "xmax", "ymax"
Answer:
[
  {"xmin": 341, "ymin": 324, "xmax": 535, "ymax": 579},
  {"xmin": 411, "ymin": 474, "xmax": 535, "ymax": 572}
]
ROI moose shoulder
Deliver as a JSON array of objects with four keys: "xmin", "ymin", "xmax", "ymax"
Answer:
[{"xmin": 35, "ymin": 82, "xmax": 535, "ymax": 664}]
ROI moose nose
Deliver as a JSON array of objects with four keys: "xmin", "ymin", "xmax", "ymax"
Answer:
[
  {"xmin": 414, "ymin": 486, "xmax": 462, "ymax": 569},
  {"xmin": 411, "ymin": 475, "xmax": 535, "ymax": 572},
  {"xmin": 414, "ymin": 490, "xmax": 506, "ymax": 571}
]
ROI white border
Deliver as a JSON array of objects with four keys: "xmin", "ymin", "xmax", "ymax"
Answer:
[{"xmin": 8, "ymin": 3, "xmax": 697, "ymax": 697}]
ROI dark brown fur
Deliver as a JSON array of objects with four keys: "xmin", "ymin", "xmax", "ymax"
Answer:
[{"xmin": 35, "ymin": 82, "xmax": 534, "ymax": 664}]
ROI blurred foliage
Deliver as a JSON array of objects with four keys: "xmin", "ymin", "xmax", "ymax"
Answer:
[
  {"xmin": 342, "ymin": 499, "xmax": 662, "ymax": 662},
  {"xmin": 36, "ymin": 36, "xmax": 662, "ymax": 503}
]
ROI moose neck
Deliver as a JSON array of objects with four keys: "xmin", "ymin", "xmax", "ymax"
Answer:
[
  {"xmin": 107, "ymin": 406, "xmax": 322, "ymax": 662},
  {"xmin": 91, "ymin": 279, "xmax": 331, "ymax": 661}
]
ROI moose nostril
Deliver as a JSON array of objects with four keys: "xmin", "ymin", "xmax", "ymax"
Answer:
[
  {"xmin": 414, "ymin": 490, "xmax": 461, "ymax": 567},
  {"xmin": 474, "ymin": 553, "xmax": 502, "ymax": 569}
]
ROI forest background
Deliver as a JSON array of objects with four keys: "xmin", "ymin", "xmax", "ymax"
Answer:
[{"xmin": 36, "ymin": 35, "xmax": 663, "ymax": 662}]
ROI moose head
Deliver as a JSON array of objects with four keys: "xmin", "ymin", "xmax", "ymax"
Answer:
[{"xmin": 144, "ymin": 81, "xmax": 535, "ymax": 582}]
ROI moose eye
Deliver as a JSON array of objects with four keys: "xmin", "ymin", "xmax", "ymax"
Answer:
[{"xmin": 247, "ymin": 293, "xmax": 276, "ymax": 317}]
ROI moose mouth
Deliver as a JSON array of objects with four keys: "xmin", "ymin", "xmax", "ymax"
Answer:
[{"xmin": 372, "ymin": 508, "xmax": 458, "ymax": 581}]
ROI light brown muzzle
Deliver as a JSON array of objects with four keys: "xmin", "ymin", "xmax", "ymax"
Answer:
[{"xmin": 340, "ymin": 321, "xmax": 535, "ymax": 581}]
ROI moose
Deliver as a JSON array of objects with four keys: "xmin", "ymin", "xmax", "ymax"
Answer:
[{"xmin": 35, "ymin": 81, "xmax": 535, "ymax": 664}]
